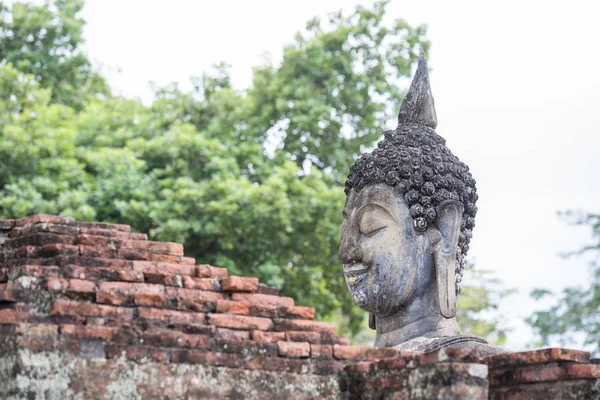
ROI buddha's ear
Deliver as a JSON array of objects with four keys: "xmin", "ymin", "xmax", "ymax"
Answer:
[
  {"xmin": 368, "ymin": 313, "xmax": 376, "ymax": 330},
  {"xmin": 433, "ymin": 200, "xmax": 464, "ymax": 318}
]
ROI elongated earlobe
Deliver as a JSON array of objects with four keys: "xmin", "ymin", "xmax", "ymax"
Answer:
[
  {"xmin": 433, "ymin": 200, "xmax": 464, "ymax": 318},
  {"xmin": 368, "ymin": 313, "xmax": 376, "ymax": 330}
]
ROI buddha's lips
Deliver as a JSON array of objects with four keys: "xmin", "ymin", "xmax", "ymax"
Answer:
[{"xmin": 343, "ymin": 263, "xmax": 370, "ymax": 284}]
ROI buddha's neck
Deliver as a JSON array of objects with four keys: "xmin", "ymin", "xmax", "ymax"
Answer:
[{"xmin": 373, "ymin": 288, "xmax": 461, "ymax": 348}]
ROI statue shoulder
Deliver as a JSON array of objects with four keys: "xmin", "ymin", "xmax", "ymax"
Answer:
[{"xmin": 392, "ymin": 334, "xmax": 509, "ymax": 357}]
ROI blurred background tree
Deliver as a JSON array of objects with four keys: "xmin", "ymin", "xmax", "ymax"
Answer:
[
  {"xmin": 527, "ymin": 210, "xmax": 600, "ymax": 353},
  {"xmin": 0, "ymin": 0, "xmax": 510, "ymax": 339}
]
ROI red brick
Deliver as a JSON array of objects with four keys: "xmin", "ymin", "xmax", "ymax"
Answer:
[
  {"xmin": 272, "ymin": 319, "xmax": 337, "ymax": 335},
  {"xmin": 97, "ymin": 290, "xmax": 132, "ymax": 306},
  {"xmin": 182, "ymin": 276, "xmax": 217, "ymax": 291},
  {"xmin": 118, "ymin": 248, "xmax": 148, "ymax": 260},
  {"xmin": 148, "ymin": 254, "xmax": 180, "ymax": 263},
  {"xmin": 333, "ymin": 344, "xmax": 362, "ymax": 360},
  {"xmin": 138, "ymin": 307, "xmax": 205, "ymax": 327},
  {"xmin": 133, "ymin": 292, "xmax": 172, "ymax": 308},
  {"xmin": 14, "ymin": 214, "xmax": 74, "ymax": 227},
  {"xmin": 51, "ymin": 300, "xmax": 134, "ymax": 321},
  {"xmin": 196, "ymin": 264, "xmax": 227, "ymax": 278},
  {"xmin": 567, "ymin": 363, "xmax": 600, "ymax": 379},
  {"xmin": 127, "ymin": 232, "xmax": 148, "ymax": 241},
  {"xmin": 9, "ymin": 265, "xmax": 59, "ymax": 280},
  {"xmin": 140, "ymin": 329, "xmax": 210, "ymax": 349},
  {"xmin": 279, "ymin": 306, "xmax": 315, "ymax": 320},
  {"xmin": 0, "ymin": 309, "xmax": 30, "ymax": 324},
  {"xmin": 277, "ymin": 341, "xmax": 310, "ymax": 358},
  {"xmin": 99, "ymin": 281, "xmax": 165, "ymax": 295},
  {"xmin": 148, "ymin": 241, "xmax": 184, "ymax": 256},
  {"xmin": 486, "ymin": 348, "xmax": 590, "ymax": 369},
  {"xmin": 256, "ymin": 284, "xmax": 279, "ymax": 296},
  {"xmin": 15, "ymin": 323, "xmax": 59, "ymax": 337},
  {"xmin": 4, "ymin": 233, "xmax": 75, "ymax": 249},
  {"xmin": 0, "ymin": 289, "xmax": 18, "ymax": 302},
  {"xmin": 16, "ymin": 337, "xmax": 57, "ymax": 352},
  {"xmin": 61, "ymin": 258, "xmax": 129, "ymax": 269},
  {"xmin": 359, "ymin": 347, "xmax": 400, "ymax": 361},
  {"xmin": 62, "ymin": 266, "xmax": 98, "ymax": 281},
  {"xmin": 0, "ymin": 219, "xmax": 15, "ymax": 230},
  {"xmin": 170, "ymin": 349, "xmax": 242, "ymax": 368},
  {"xmin": 427, "ymin": 347, "xmax": 480, "ymax": 362},
  {"xmin": 207, "ymin": 314, "xmax": 273, "ymax": 331},
  {"xmin": 286, "ymin": 331, "xmax": 321, "ymax": 343},
  {"xmin": 311, "ymin": 344, "xmax": 333, "ymax": 358},
  {"xmin": 61, "ymin": 324, "xmax": 117, "ymax": 341},
  {"xmin": 116, "ymin": 270, "xmax": 144, "ymax": 282},
  {"xmin": 251, "ymin": 330, "xmax": 286, "ymax": 343},
  {"xmin": 216, "ymin": 328, "xmax": 251, "ymax": 341},
  {"xmin": 75, "ymin": 234, "xmax": 118, "ymax": 247},
  {"xmin": 232, "ymin": 293, "xmax": 294, "ymax": 307},
  {"xmin": 248, "ymin": 303, "xmax": 278, "ymax": 318},
  {"xmin": 212, "ymin": 338, "xmax": 277, "ymax": 356},
  {"xmin": 216, "ymin": 300, "xmax": 250, "ymax": 315},
  {"xmin": 61, "ymin": 266, "xmax": 140, "ymax": 283},
  {"xmin": 537, "ymin": 365, "xmax": 567, "ymax": 381},
  {"xmin": 221, "ymin": 276, "xmax": 259, "ymax": 292},
  {"xmin": 120, "ymin": 240, "xmax": 150, "ymax": 250},
  {"xmin": 165, "ymin": 287, "xmax": 226, "ymax": 304},
  {"xmin": 181, "ymin": 256, "xmax": 196, "ymax": 265},
  {"xmin": 144, "ymin": 273, "xmax": 183, "ymax": 287},
  {"xmin": 46, "ymin": 278, "xmax": 96, "ymax": 294},
  {"xmin": 40, "ymin": 244, "xmax": 79, "ymax": 257},
  {"xmin": 11, "ymin": 223, "xmax": 78, "ymax": 237},
  {"xmin": 2, "ymin": 246, "xmax": 40, "ymax": 260},
  {"xmin": 77, "ymin": 221, "xmax": 130, "ymax": 232},
  {"xmin": 132, "ymin": 261, "xmax": 195, "ymax": 276},
  {"xmin": 79, "ymin": 245, "xmax": 117, "ymax": 258},
  {"xmin": 78, "ymin": 227, "xmax": 119, "ymax": 237}
]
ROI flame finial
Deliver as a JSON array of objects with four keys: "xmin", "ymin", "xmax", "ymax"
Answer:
[{"xmin": 398, "ymin": 49, "xmax": 437, "ymax": 129}]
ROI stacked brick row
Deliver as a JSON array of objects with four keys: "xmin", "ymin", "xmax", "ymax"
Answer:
[
  {"xmin": 0, "ymin": 214, "xmax": 399, "ymax": 398},
  {"xmin": 343, "ymin": 347, "xmax": 491, "ymax": 399},
  {"xmin": 0, "ymin": 214, "xmax": 598, "ymax": 399},
  {"xmin": 487, "ymin": 348, "xmax": 600, "ymax": 399}
]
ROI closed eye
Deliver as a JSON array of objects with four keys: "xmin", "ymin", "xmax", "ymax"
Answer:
[{"xmin": 361, "ymin": 226, "xmax": 387, "ymax": 237}]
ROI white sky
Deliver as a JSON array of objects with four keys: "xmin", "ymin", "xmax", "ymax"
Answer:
[{"xmin": 79, "ymin": 0, "xmax": 600, "ymax": 350}]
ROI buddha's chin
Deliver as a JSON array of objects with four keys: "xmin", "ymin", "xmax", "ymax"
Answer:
[{"xmin": 345, "ymin": 279, "xmax": 370, "ymax": 310}]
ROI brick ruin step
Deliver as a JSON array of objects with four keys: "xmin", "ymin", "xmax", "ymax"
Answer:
[{"xmin": 0, "ymin": 214, "xmax": 598, "ymax": 399}]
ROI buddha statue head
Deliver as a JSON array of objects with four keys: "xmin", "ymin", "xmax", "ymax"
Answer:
[{"xmin": 339, "ymin": 51, "xmax": 482, "ymax": 350}]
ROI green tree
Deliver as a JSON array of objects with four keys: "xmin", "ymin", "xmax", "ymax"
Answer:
[
  {"xmin": 0, "ymin": 0, "xmax": 508, "ymax": 337},
  {"xmin": 246, "ymin": 2, "xmax": 428, "ymax": 176},
  {"xmin": 527, "ymin": 210, "xmax": 600, "ymax": 353},
  {"xmin": 457, "ymin": 263, "xmax": 515, "ymax": 346},
  {"xmin": 0, "ymin": 0, "xmax": 109, "ymax": 109}
]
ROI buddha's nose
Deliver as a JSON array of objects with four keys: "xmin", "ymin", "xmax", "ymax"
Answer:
[{"xmin": 338, "ymin": 233, "xmax": 362, "ymax": 264}]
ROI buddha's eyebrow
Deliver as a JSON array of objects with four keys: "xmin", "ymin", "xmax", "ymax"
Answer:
[{"xmin": 356, "ymin": 202, "xmax": 397, "ymax": 223}]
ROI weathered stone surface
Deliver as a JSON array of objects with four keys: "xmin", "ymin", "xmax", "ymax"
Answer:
[{"xmin": 339, "ymin": 53, "xmax": 505, "ymax": 358}]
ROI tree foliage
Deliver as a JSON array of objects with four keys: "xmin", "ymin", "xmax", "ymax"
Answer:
[
  {"xmin": 0, "ymin": 0, "xmax": 109, "ymax": 109},
  {"xmin": 527, "ymin": 210, "xmax": 600, "ymax": 353},
  {"xmin": 457, "ymin": 263, "xmax": 515, "ymax": 345},
  {"xmin": 0, "ymin": 0, "xmax": 507, "ymax": 337}
]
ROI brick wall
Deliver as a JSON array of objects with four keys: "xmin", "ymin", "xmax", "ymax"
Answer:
[{"xmin": 0, "ymin": 214, "xmax": 597, "ymax": 399}]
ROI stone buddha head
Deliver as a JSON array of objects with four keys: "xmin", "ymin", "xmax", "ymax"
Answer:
[{"xmin": 339, "ymin": 52, "xmax": 479, "ymax": 348}]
